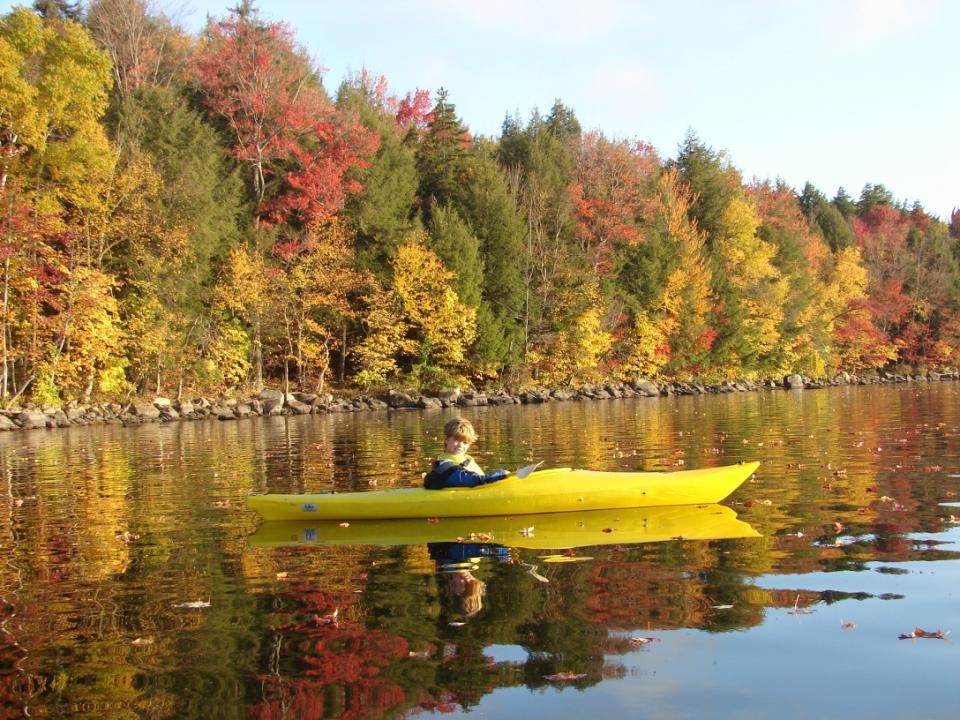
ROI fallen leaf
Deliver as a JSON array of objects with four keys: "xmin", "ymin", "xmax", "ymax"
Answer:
[
  {"xmin": 898, "ymin": 627, "xmax": 949, "ymax": 640},
  {"xmin": 131, "ymin": 637, "xmax": 155, "ymax": 646},
  {"xmin": 543, "ymin": 672, "xmax": 587, "ymax": 682},
  {"xmin": 173, "ymin": 600, "xmax": 211, "ymax": 609},
  {"xmin": 276, "ymin": 571, "xmax": 288, "ymax": 580},
  {"xmin": 712, "ymin": 604, "xmax": 734, "ymax": 610},
  {"xmin": 519, "ymin": 527, "xmax": 535, "ymax": 536},
  {"xmin": 338, "ymin": 522, "xmax": 350, "ymax": 528},
  {"xmin": 840, "ymin": 620, "xmax": 857, "ymax": 630},
  {"xmin": 629, "ymin": 637, "xmax": 660, "ymax": 646},
  {"xmin": 833, "ymin": 522, "xmax": 845, "ymax": 533}
]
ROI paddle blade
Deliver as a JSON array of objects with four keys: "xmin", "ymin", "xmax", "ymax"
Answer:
[{"xmin": 515, "ymin": 462, "xmax": 543, "ymax": 479}]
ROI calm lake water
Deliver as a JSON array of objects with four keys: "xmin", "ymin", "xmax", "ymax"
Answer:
[{"xmin": 2, "ymin": 383, "xmax": 960, "ymax": 719}]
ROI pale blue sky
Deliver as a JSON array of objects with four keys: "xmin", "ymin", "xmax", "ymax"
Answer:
[{"xmin": 6, "ymin": 0, "xmax": 958, "ymax": 218}]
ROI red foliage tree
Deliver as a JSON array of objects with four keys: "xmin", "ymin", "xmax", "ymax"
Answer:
[
  {"xmin": 570, "ymin": 132, "xmax": 659, "ymax": 274},
  {"xmin": 193, "ymin": 7, "xmax": 378, "ymax": 231}
]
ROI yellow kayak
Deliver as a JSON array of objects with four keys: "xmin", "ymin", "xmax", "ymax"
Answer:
[
  {"xmin": 246, "ymin": 461, "xmax": 759, "ymax": 521},
  {"xmin": 248, "ymin": 503, "xmax": 759, "ymax": 550}
]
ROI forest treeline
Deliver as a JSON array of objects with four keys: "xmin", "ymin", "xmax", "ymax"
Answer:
[{"xmin": 2, "ymin": 0, "xmax": 959, "ymax": 406}]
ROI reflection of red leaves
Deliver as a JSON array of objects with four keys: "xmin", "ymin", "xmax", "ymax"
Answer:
[
  {"xmin": 543, "ymin": 672, "xmax": 587, "ymax": 682},
  {"xmin": 899, "ymin": 627, "xmax": 948, "ymax": 640}
]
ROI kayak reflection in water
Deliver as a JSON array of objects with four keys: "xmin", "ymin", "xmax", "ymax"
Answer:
[{"xmin": 424, "ymin": 418, "xmax": 511, "ymax": 489}]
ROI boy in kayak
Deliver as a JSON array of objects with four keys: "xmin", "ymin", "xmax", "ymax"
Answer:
[{"xmin": 424, "ymin": 418, "xmax": 511, "ymax": 489}]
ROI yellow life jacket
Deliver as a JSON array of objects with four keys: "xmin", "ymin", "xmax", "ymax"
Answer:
[{"xmin": 436, "ymin": 452, "xmax": 484, "ymax": 474}]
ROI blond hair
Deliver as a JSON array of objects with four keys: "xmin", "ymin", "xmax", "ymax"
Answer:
[{"xmin": 444, "ymin": 417, "xmax": 477, "ymax": 444}]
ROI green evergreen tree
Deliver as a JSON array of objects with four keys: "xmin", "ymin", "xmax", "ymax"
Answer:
[
  {"xmin": 832, "ymin": 186, "xmax": 856, "ymax": 218},
  {"xmin": 427, "ymin": 201, "xmax": 483, "ymax": 308},
  {"xmin": 673, "ymin": 130, "xmax": 742, "ymax": 243},
  {"xmin": 416, "ymin": 87, "xmax": 473, "ymax": 210},
  {"xmin": 799, "ymin": 182, "xmax": 854, "ymax": 251},
  {"xmin": 337, "ymin": 78, "xmax": 418, "ymax": 280},
  {"xmin": 460, "ymin": 155, "xmax": 526, "ymax": 370}
]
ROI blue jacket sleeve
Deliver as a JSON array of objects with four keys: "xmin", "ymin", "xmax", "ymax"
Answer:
[{"xmin": 443, "ymin": 467, "xmax": 509, "ymax": 488}]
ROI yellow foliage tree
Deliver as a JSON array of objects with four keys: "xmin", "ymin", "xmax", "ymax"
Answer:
[
  {"xmin": 540, "ymin": 299, "xmax": 612, "ymax": 386},
  {"xmin": 351, "ymin": 280, "xmax": 412, "ymax": 389},
  {"xmin": 281, "ymin": 220, "xmax": 366, "ymax": 393},
  {"xmin": 713, "ymin": 196, "xmax": 787, "ymax": 377},
  {"xmin": 215, "ymin": 245, "xmax": 276, "ymax": 390},
  {"xmin": 620, "ymin": 170, "xmax": 712, "ymax": 380},
  {"xmin": 390, "ymin": 233, "xmax": 476, "ymax": 381}
]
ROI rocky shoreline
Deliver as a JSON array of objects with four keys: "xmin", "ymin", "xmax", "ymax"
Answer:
[{"xmin": 1, "ymin": 370, "xmax": 957, "ymax": 433}]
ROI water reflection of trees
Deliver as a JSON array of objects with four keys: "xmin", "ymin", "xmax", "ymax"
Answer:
[{"xmin": 0, "ymin": 385, "xmax": 958, "ymax": 716}]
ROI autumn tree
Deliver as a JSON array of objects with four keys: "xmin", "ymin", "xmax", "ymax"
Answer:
[
  {"xmin": 616, "ymin": 169, "xmax": 713, "ymax": 379},
  {"xmin": 85, "ymin": 0, "xmax": 189, "ymax": 99},
  {"xmin": 0, "ymin": 7, "xmax": 123, "ymax": 402},
  {"xmin": 390, "ymin": 233, "xmax": 476, "ymax": 385},
  {"xmin": 277, "ymin": 219, "xmax": 366, "ymax": 394},
  {"xmin": 193, "ymin": 5, "xmax": 377, "ymax": 230},
  {"xmin": 709, "ymin": 196, "xmax": 786, "ymax": 378},
  {"xmin": 569, "ymin": 131, "xmax": 659, "ymax": 274}
]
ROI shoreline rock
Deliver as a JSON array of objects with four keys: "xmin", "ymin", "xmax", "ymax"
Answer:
[{"xmin": 0, "ymin": 370, "xmax": 957, "ymax": 434}]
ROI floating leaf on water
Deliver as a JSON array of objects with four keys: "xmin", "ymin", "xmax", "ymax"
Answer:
[
  {"xmin": 338, "ymin": 522, "xmax": 350, "ymax": 528},
  {"xmin": 543, "ymin": 672, "xmax": 587, "ymax": 682},
  {"xmin": 712, "ymin": 604, "xmax": 734, "ymax": 610},
  {"xmin": 131, "ymin": 637, "xmax": 155, "ymax": 645},
  {"xmin": 448, "ymin": 621, "xmax": 466, "ymax": 627},
  {"xmin": 840, "ymin": 620, "xmax": 857, "ymax": 630},
  {"xmin": 275, "ymin": 572, "xmax": 288, "ymax": 580},
  {"xmin": 629, "ymin": 636, "xmax": 659, "ymax": 646},
  {"xmin": 173, "ymin": 600, "xmax": 211, "ymax": 609},
  {"xmin": 899, "ymin": 627, "xmax": 949, "ymax": 640},
  {"xmin": 519, "ymin": 527, "xmax": 535, "ymax": 537}
]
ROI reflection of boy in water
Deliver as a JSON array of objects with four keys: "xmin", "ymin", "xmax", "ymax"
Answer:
[
  {"xmin": 449, "ymin": 570, "xmax": 486, "ymax": 618},
  {"xmin": 429, "ymin": 542, "xmax": 510, "ymax": 621}
]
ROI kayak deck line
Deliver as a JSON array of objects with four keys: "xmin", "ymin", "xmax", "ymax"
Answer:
[{"xmin": 246, "ymin": 461, "xmax": 760, "ymax": 522}]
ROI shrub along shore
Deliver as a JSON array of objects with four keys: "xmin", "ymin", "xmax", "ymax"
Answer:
[{"xmin": 2, "ymin": 371, "xmax": 957, "ymax": 433}]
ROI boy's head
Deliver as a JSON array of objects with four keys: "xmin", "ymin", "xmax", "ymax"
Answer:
[{"xmin": 444, "ymin": 418, "xmax": 477, "ymax": 454}]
